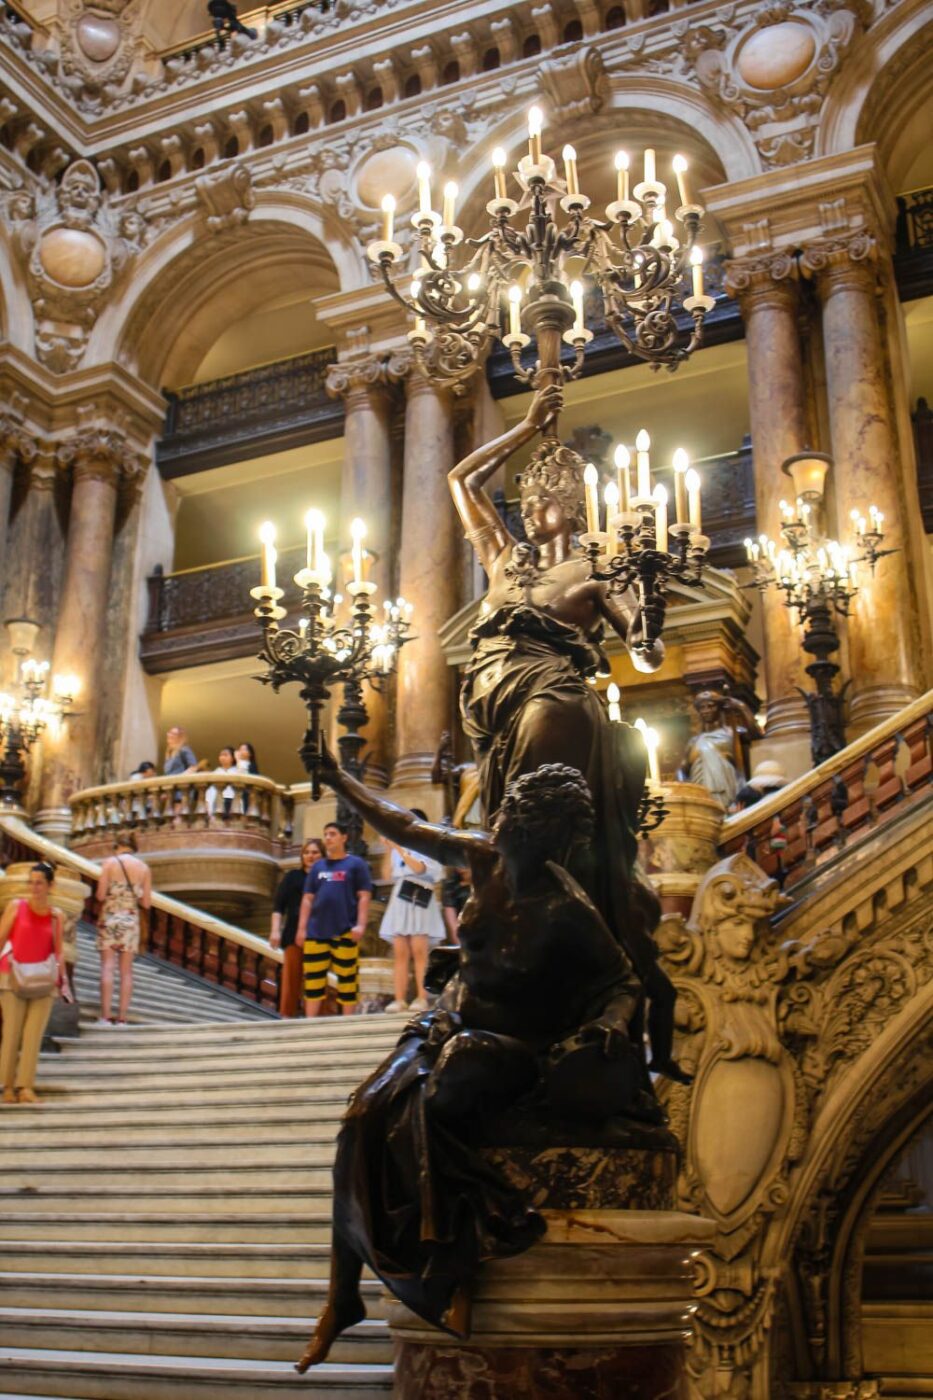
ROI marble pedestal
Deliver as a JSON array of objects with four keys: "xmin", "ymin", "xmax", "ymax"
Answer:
[{"xmin": 387, "ymin": 1140, "xmax": 715, "ymax": 1399}]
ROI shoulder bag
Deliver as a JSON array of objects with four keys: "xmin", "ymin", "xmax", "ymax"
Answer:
[{"xmin": 1, "ymin": 904, "xmax": 60, "ymax": 1000}]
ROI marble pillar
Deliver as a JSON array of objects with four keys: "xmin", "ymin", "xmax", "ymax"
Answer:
[
  {"xmin": 394, "ymin": 370, "xmax": 459, "ymax": 794},
  {"xmin": 802, "ymin": 232, "xmax": 923, "ymax": 729},
  {"xmin": 1, "ymin": 446, "xmax": 61, "ymax": 649},
  {"xmin": 0, "ymin": 417, "xmax": 33, "ymax": 567},
  {"xmin": 326, "ymin": 357, "xmax": 399, "ymax": 786},
  {"xmin": 36, "ymin": 428, "xmax": 142, "ymax": 837},
  {"xmin": 725, "ymin": 254, "xmax": 811, "ymax": 752}
]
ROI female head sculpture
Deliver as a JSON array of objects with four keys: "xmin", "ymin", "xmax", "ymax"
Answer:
[{"xmin": 518, "ymin": 438, "xmax": 587, "ymax": 540}]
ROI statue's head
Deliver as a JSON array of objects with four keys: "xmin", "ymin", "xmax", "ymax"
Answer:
[
  {"xmin": 494, "ymin": 762, "xmax": 594, "ymax": 864},
  {"xmin": 694, "ymin": 689, "xmax": 725, "ymax": 727},
  {"xmin": 689, "ymin": 853, "xmax": 787, "ymax": 963},
  {"xmin": 8, "ymin": 188, "xmax": 35, "ymax": 222},
  {"xmin": 59, "ymin": 160, "xmax": 101, "ymax": 226},
  {"xmin": 518, "ymin": 437, "xmax": 587, "ymax": 542},
  {"xmin": 119, "ymin": 209, "xmax": 146, "ymax": 243}
]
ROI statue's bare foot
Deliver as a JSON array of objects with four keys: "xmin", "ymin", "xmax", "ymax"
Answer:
[{"xmin": 295, "ymin": 1298, "xmax": 366, "ymax": 1372}]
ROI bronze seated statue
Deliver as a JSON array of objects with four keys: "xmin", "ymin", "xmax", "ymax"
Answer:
[{"xmin": 297, "ymin": 751, "xmax": 675, "ymax": 1373}]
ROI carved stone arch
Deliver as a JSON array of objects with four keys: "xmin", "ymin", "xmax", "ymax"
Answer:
[
  {"xmin": 758, "ymin": 980, "xmax": 933, "ymax": 1388},
  {"xmin": 89, "ymin": 202, "xmax": 349, "ymax": 388},
  {"xmin": 602, "ymin": 79, "xmax": 759, "ymax": 185},
  {"xmin": 817, "ymin": 1, "xmax": 933, "ymax": 189}
]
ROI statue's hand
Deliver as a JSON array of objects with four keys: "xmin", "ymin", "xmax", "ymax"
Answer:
[
  {"xmin": 318, "ymin": 736, "xmax": 341, "ymax": 780},
  {"xmin": 577, "ymin": 1019, "xmax": 629, "ymax": 1061},
  {"xmin": 525, "ymin": 382, "xmax": 563, "ymax": 431}
]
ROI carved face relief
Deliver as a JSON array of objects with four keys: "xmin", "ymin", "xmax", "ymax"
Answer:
[
  {"xmin": 58, "ymin": 161, "xmax": 102, "ymax": 227},
  {"xmin": 8, "ymin": 189, "xmax": 35, "ymax": 222},
  {"xmin": 715, "ymin": 913, "xmax": 758, "ymax": 962}
]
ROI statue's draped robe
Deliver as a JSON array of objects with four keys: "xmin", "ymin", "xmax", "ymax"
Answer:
[{"xmin": 688, "ymin": 727, "xmax": 740, "ymax": 809}]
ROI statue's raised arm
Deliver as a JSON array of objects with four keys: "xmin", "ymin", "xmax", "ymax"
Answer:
[{"xmin": 448, "ymin": 383, "xmax": 563, "ymax": 576}]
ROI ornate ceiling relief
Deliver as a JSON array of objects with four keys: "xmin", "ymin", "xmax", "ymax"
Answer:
[
  {"xmin": 682, "ymin": 2, "xmax": 873, "ymax": 168},
  {"xmin": 3, "ymin": 159, "xmax": 148, "ymax": 373}
]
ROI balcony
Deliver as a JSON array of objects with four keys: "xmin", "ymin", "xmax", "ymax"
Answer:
[{"xmin": 157, "ymin": 347, "xmax": 341, "ymax": 480}]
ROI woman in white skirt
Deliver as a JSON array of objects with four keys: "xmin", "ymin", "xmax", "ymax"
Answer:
[{"xmin": 380, "ymin": 810, "xmax": 445, "ymax": 1013}]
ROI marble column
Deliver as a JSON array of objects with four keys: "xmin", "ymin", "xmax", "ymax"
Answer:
[
  {"xmin": 0, "ymin": 416, "xmax": 32, "ymax": 558},
  {"xmin": 0, "ymin": 445, "xmax": 61, "ymax": 650},
  {"xmin": 36, "ymin": 428, "xmax": 142, "ymax": 837},
  {"xmin": 802, "ymin": 232, "xmax": 923, "ymax": 729},
  {"xmin": 326, "ymin": 357, "xmax": 399, "ymax": 786},
  {"xmin": 393, "ymin": 369, "xmax": 459, "ymax": 797},
  {"xmin": 725, "ymin": 253, "xmax": 811, "ymax": 752}
]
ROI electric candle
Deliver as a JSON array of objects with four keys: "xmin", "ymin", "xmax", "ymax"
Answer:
[
  {"xmin": 690, "ymin": 246, "xmax": 704, "ymax": 298},
  {"xmin": 508, "ymin": 284, "xmax": 522, "ymax": 336},
  {"xmin": 562, "ymin": 144, "xmax": 579, "ymax": 196},
  {"xmin": 583, "ymin": 463, "xmax": 600, "ymax": 535},
  {"xmin": 604, "ymin": 481, "xmax": 619, "ymax": 557},
  {"xmin": 653, "ymin": 483, "xmax": 668, "ymax": 553},
  {"xmin": 643, "ymin": 147, "xmax": 656, "ymax": 185},
  {"xmin": 672, "ymin": 448, "xmax": 688, "ymax": 524},
  {"xmin": 350, "ymin": 517, "xmax": 366, "ymax": 586},
  {"xmin": 259, "ymin": 521, "xmax": 276, "ymax": 590},
  {"xmin": 528, "ymin": 106, "xmax": 543, "ymax": 164},
  {"xmin": 570, "ymin": 279, "xmax": 584, "ymax": 335},
  {"xmin": 672, "ymin": 154, "xmax": 690, "ymax": 206},
  {"xmin": 492, "ymin": 147, "xmax": 507, "ymax": 201},
  {"xmin": 614, "ymin": 150, "xmax": 629, "ymax": 203},
  {"xmin": 685, "ymin": 468, "xmax": 702, "ymax": 531},
  {"xmin": 614, "ymin": 443, "xmax": 631, "ymax": 512},
  {"xmin": 645, "ymin": 727, "xmax": 661, "ymax": 788},
  {"xmin": 305, "ymin": 509, "xmax": 325, "ymax": 577},
  {"xmin": 411, "ymin": 279, "xmax": 426, "ymax": 337},
  {"xmin": 416, "ymin": 160, "xmax": 432, "ymax": 217},
  {"xmin": 380, "ymin": 193, "xmax": 395, "ymax": 242},
  {"xmin": 442, "ymin": 180, "xmax": 458, "ymax": 227},
  {"xmin": 635, "ymin": 429, "xmax": 651, "ymax": 499},
  {"xmin": 606, "ymin": 682, "xmax": 622, "ymax": 723}
]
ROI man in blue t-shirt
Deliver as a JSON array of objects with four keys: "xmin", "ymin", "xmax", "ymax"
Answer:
[{"xmin": 296, "ymin": 821, "xmax": 372, "ymax": 1016}]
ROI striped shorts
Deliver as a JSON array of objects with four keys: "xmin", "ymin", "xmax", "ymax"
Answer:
[{"xmin": 303, "ymin": 935, "xmax": 359, "ymax": 1005}]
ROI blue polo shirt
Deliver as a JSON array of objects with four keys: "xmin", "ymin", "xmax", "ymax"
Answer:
[{"xmin": 304, "ymin": 856, "xmax": 372, "ymax": 942}]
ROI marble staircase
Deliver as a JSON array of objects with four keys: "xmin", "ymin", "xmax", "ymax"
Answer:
[{"xmin": 0, "ymin": 950, "xmax": 408, "ymax": 1398}]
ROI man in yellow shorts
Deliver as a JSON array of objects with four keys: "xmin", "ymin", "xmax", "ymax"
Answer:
[{"xmin": 295, "ymin": 821, "xmax": 372, "ymax": 1017}]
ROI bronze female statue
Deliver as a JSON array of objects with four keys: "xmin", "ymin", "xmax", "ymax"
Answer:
[
  {"xmin": 448, "ymin": 381, "xmax": 684, "ymax": 1077},
  {"xmin": 297, "ymin": 751, "xmax": 661, "ymax": 1372}
]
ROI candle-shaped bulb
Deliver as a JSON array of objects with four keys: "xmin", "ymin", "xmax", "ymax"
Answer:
[
  {"xmin": 671, "ymin": 447, "xmax": 688, "ymax": 524},
  {"xmin": 259, "ymin": 520, "xmax": 276, "ymax": 589},
  {"xmin": 672, "ymin": 153, "xmax": 690, "ymax": 207},
  {"xmin": 583, "ymin": 462, "xmax": 600, "ymax": 535},
  {"xmin": 690, "ymin": 244, "xmax": 704, "ymax": 298},
  {"xmin": 527, "ymin": 105, "xmax": 543, "ymax": 163},
  {"xmin": 606, "ymin": 681, "xmax": 622, "ymax": 723},
  {"xmin": 380, "ymin": 193, "xmax": 395, "ymax": 242},
  {"xmin": 614, "ymin": 149, "xmax": 629, "ymax": 204},
  {"xmin": 305, "ymin": 508, "xmax": 325, "ymax": 576},
  {"xmin": 635, "ymin": 429, "xmax": 651, "ymax": 499},
  {"xmin": 644, "ymin": 725, "xmax": 661, "ymax": 787},
  {"xmin": 467, "ymin": 272, "xmax": 482, "ymax": 292},
  {"xmin": 614, "ymin": 443, "xmax": 631, "ymax": 512},
  {"xmin": 643, "ymin": 147, "xmax": 656, "ymax": 185},
  {"xmin": 491, "ymin": 145, "xmax": 507, "ymax": 201},
  {"xmin": 569, "ymin": 278, "xmax": 584, "ymax": 334},
  {"xmin": 415, "ymin": 160, "xmax": 432, "ymax": 216},
  {"xmin": 442, "ymin": 180, "xmax": 458, "ymax": 227},
  {"xmin": 604, "ymin": 481, "xmax": 619, "ymax": 511},
  {"xmin": 562, "ymin": 143, "xmax": 579, "ymax": 196},
  {"xmin": 653, "ymin": 482, "xmax": 669, "ymax": 553},
  {"xmin": 507, "ymin": 282, "xmax": 522, "ymax": 336},
  {"xmin": 685, "ymin": 468, "xmax": 702, "ymax": 531}
]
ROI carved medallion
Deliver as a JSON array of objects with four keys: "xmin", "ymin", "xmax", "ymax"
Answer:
[
  {"xmin": 75, "ymin": 14, "xmax": 121, "ymax": 63},
  {"xmin": 736, "ymin": 21, "xmax": 816, "ymax": 90},
  {"xmin": 38, "ymin": 227, "xmax": 108, "ymax": 288}
]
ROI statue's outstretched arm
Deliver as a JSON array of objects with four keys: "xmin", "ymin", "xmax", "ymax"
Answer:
[
  {"xmin": 448, "ymin": 384, "xmax": 562, "ymax": 574},
  {"xmin": 597, "ymin": 587, "xmax": 665, "ymax": 674},
  {"xmin": 323, "ymin": 751, "xmax": 494, "ymax": 871}
]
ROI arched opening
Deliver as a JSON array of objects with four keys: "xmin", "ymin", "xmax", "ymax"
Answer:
[
  {"xmin": 562, "ymin": 18, "xmax": 583, "ymax": 43},
  {"xmin": 442, "ymin": 59, "xmax": 460, "ymax": 85},
  {"xmin": 329, "ymin": 98, "xmax": 346, "ymax": 123},
  {"xmin": 404, "ymin": 73, "xmax": 422, "ymax": 98},
  {"xmin": 482, "ymin": 46, "xmax": 500, "ymax": 72},
  {"xmin": 257, "ymin": 124, "xmax": 274, "ymax": 148},
  {"xmin": 365, "ymin": 86, "xmax": 383, "ymax": 111},
  {"xmin": 605, "ymin": 6, "xmax": 625, "ymax": 28},
  {"xmin": 523, "ymin": 32, "xmax": 541, "ymax": 58},
  {"xmin": 191, "ymin": 147, "xmax": 205, "ymax": 170},
  {"xmin": 293, "ymin": 111, "xmax": 310, "ymax": 136},
  {"xmin": 223, "ymin": 135, "xmax": 239, "ymax": 160},
  {"xmin": 157, "ymin": 159, "xmax": 172, "ymax": 183}
]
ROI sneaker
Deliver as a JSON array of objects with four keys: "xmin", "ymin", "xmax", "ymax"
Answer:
[
  {"xmin": 114, "ymin": 1019, "xmax": 129, "ymax": 1027},
  {"xmin": 385, "ymin": 999, "xmax": 408, "ymax": 1013},
  {"xmin": 95, "ymin": 1018, "xmax": 114, "ymax": 1028},
  {"xmin": 409, "ymin": 996, "xmax": 429, "ymax": 1013}
]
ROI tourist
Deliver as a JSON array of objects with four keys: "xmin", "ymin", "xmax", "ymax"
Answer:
[
  {"xmin": 235, "ymin": 742, "xmax": 259, "ymax": 814},
  {"xmin": 296, "ymin": 821, "xmax": 372, "ymax": 1018},
  {"xmin": 129, "ymin": 760, "xmax": 156, "ymax": 780},
  {"xmin": 206, "ymin": 0, "xmax": 258, "ymax": 48},
  {"xmin": 379, "ymin": 810, "xmax": 445, "ymax": 1013},
  {"xmin": 163, "ymin": 727, "xmax": 197, "ymax": 776},
  {"xmin": 0, "ymin": 861, "xmax": 72, "ymax": 1104},
  {"xmin": 95, "ymin": 831, "xmax": 152, "ymax": 1027},
  {"xmin": 733, "ymin": 760, "xmax": 787, "ymax": 811},
  {"xmin": 269, "ymin": 838, "xmax": 323, "ymax": 1017},
  {"xmin": 205, "ymin": 746, "xmax": 237, "ymax": 821}
]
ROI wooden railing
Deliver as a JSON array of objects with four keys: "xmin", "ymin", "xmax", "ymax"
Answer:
[
  {"xmin": 70, "ymin": 772, "xmax": 293, "ymax": 848},
  {"xmin": 719, "ymin": 691, "xmax": 933, "ymax": 892},
  {"xmin": 0, "ymin": 815, "xmax": 283, "ymax": 1010}
]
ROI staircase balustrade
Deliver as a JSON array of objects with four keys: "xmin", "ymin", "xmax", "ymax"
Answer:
[
  {"xmin": 69, "ymin": 772, "xmax": 292, "ymax": 850},
  {"xmin": 719, "ymin": 690, "xmax": 933, "ymax": 891}
]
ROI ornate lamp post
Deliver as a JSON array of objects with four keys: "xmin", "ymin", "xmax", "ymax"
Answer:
[
  {"xmin": 368, "ymin": 109, "xmax": 713, "ymax": 384},
  {"xmin": 744, "ymin": 452, "xmax": 893, "ymax": 765},
  {"xmin": 0, "ymin": 619, "xmax": 78, "ymax": 812},
  {"xmin": 251, "ymin": 514, "xmax": 413, "ymax": 814}
]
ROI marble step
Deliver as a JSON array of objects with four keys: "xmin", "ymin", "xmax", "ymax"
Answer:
[
  {"xmin": 67, "ymin": 1016, "xmax": 406, "ymax": 1049},
  {"xmin": 0, "ymin": 1137, "xmax": 341, "ymax": 1169},
  {"xmin": 0, "ymin": 1241, "xmax": 334, "ymax": 1279},
  {"xmin": 30, "ymin": 1075, "xmax": 367, "ymax": 1106},
  {"xmin": 0, "ymin": 1213, "xmax": 334, "ymax": 1244},
  {"xmin": 0, "ymin": 1092, "xmax": 352, "ymax": 1126},
  {"xmin": 0, "ymin": 1112, "xmax": 345, "ymax": 1146},
  {"xmin": 43, "ymin": 1042, "xmax": 397, "ymax": 1078},
  {"xmin": 0, "ymin": 1274, "xmax": 386, "ymax": 1320},
  {"xmin": 0, "ymin": 1184, "xmax": 337, "ymax": 1214},
  {"xmin": 0, "ymin": 1349, "xmax": 393, "ymax": 1398},
  {"xmin": 0, "ymin": 1308, "xmax": 392, "ymax": 1365}
]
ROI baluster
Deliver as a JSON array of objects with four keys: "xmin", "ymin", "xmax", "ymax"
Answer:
[
  {"xmin": 259, "ymin": 955, "xmax": 279, "ymax": 1009},
  {"xmin": 221, "ymin": 938, "xmax": 240, "ymax": 994},
  {"xmin": 193, "ymin": 779, "xmax": 209, "ymax": 826},
  {"xmin": 168, "ymin": 914, "xmax": 186, "ymax": 965},
  {"xmin": 203, "ymin": 932, "xmax": 221, "ymax": 983},
  {"xmin": 240, "ymin": 951, "xmax": 259, "ymax": 999}
]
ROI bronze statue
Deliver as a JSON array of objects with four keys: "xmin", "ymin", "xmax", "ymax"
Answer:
[
  {"xmin": 297, "ymin": 751, "xmax": 663, "ymax": 1372},
  {"xmin": 679, "ymin": 689, "xmax": 762, "ymax": 809}
]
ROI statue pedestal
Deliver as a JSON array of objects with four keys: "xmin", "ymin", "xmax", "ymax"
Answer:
[
  {"xmin": 644, "ymin": 782, "xmax": 725, "ymax": 918},
  {"xmin": 387, "ymin": 1140, "xmax": 715, "ymax": 1399}
]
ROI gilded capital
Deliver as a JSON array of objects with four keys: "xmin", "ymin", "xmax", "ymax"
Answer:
[
  {"xmin": 723, "ymin": 251, "xmax": 799, "ymax": 312},
  {"xmin": 57, "ymin": 428, "xmax": 144, "ymax": 487},
  {"xmin": 325, "ymin": 355, "xmax": 398, "ymax": 407},
  {"xmin": 800, "ymin": 231, "xmax": 879, "ymax": 297}
]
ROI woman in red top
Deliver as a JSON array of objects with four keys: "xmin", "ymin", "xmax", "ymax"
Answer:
[{"xmin": 0, "ymin": 862, "xmax": 72, "ymax": 1105}]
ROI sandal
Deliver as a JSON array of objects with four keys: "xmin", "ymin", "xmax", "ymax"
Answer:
[
  {"xmin": 17, "ymin": 1088, "xmax": 41, "ymax": 1105},
  {"xmin": 2, "ymin": 1087, "xmax": 15, "ymax": 1106}
]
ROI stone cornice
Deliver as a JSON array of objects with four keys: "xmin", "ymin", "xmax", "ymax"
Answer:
[{"xmin": 0, "ymin": 345, "xmax": 164, "ymax": 450}]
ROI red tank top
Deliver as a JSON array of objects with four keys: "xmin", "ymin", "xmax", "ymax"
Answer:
[{"xmin": 0, "ymin": 901, "xmax": 56, "ymax": 972}]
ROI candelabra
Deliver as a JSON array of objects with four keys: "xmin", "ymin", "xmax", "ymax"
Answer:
[
  {"xmin": 605, "ymin": 690, "xmax": 669, "ymax": 835},
  {"xmin": 0, "ymin": 619, "xmax": 78, "ymax": 811},
  {"xmin": 368, "ymin": 107, "xmax": 714, "ymax": 389},
  {"xmin": 744, "ymin": 452, "xmax": 894, "ymax": 766},
  {"xmin": 251, "ymin": 514, "xmax": 413, "ymax": 801}
]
